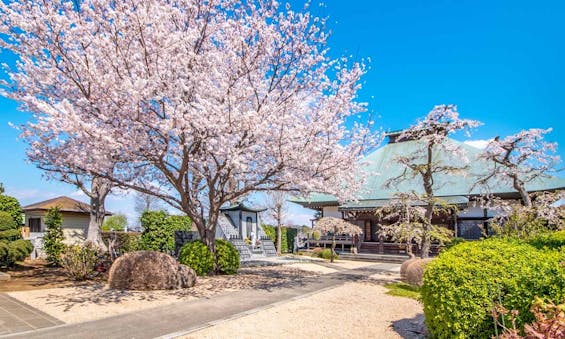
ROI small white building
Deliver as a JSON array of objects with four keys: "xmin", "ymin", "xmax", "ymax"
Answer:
[{"xmin": 22, "ymin": 196, "xmax": 111, "ymax": 258}]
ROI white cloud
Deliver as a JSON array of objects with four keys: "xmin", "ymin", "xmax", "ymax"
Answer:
[
  {"xmin": 70, "ymin": 189, "xmax": 87, "ymax": 199},
  {"xmin": 464, "ymin": 139, "xmax": 492, "ymax": 149}
]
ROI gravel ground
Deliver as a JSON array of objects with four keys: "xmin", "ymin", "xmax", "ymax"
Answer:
[
  {"xmin": 183, "ymin": 281, "xmax": 424, "ymax": 339},
  {"xmin": 6, "ymin": 265, "xmax": 320, "ymax": 324}
]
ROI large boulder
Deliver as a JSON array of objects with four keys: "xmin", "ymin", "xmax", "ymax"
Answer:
[
  {"xmin": 405, "ymin": 258, "xmax": 434, "ymax": 286},
  {"xmin": 400, "ymin": 257, "xmax": 419, "ymax": 279},
  {"xmin": 108, "ymin": 251, "xmax": 197, "ymax": 290}
]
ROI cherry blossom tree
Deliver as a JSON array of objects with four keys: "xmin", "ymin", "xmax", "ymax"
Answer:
[
  {"xmin": 314, "ymin": 217, "xmax": 362, "ymax": 262},
  {"xmin": 376, "ymin": 192, "xmax": 452, "ymax": 257},
  {"xmin": 385, "ymin": 105, "xmax": 481, "ymax": 258},
  {"xmin": 0, "ymin": 0, "xmax": 376, "ymax": 253},
  {"xmin": 22, "ymin": 132, "xmax": 115, "ymax": 249},
  {"xmin": 476, "ymin": 128, "xmax": 560, "ymax": 207}
]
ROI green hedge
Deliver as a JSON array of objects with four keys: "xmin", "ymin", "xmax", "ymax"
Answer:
[
  {"xmin": 527, "ymin": 230, "xmax": 565, "ymax": 250},
  {"xmin": 178, "ymin": 240, "xmax": 215, "ymax": 276},
  {"xmin": 421, "ymin": 239, "xmax": 565, "ymax": 338},
  {"xmin": 140, "ymin": 211, "xmax": 191, "ymax": 253},
  {"xmin": 262, "ymin": 225, "xmax": 297, "ymax": 253}
]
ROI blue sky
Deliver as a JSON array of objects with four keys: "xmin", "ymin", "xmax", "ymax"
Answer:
[{"xmin": 0, "ymin": 0, "xmax": 564, "ymax": 226}]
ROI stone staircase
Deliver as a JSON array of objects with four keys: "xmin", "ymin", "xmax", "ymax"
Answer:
[
  {"xmin": 217, "ymin": 215, "xmax": 252, "ymax": 261},
  {"xmin": 257, "ymin": 228, "xmax": 277, "ymax": 257}
]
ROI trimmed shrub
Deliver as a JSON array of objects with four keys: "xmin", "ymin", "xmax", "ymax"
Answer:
[
  {"xmin": 421, "ymin": 239, "xmax": 565, "ymax": 338},
  {"xmin": 313, "ymin": 248, "xmax": 337, "ymax": 260},
  {"xmin": 215, "ymin": 239, "xmax": 239, "ymax": 274},
  {"xmin": 0, "ymin": 229, "xmax": 21, "ymax": 241},
  {"xmin": 0, "ymin": 206, "xmax": 32, "ymax": 267},
  {"xmin": 60, "ymin": 244, "xmax": 100, "ymax": 281},
  {"xmin": 0, "ymin": 195, "xmax": 22, "ymax": 226},
  {"xmin": 404, "ymin": 258, "xmax": 434, "ymax": 286},
  {"xmin": 108, "ymin": 251, "xmax": 196, "ymax": 290},
  {"xmin": 140, "ymin": 211, "xmax": 191, "ymax": 253},
  {"xmin": 43, "ymin": 208, "xmax": 65, "ymax": 265},
  {"xmin": 178, "ymin": 240, "xmax": 215, "ymax": 276},
  {"xmin": 0, "ymin": 211, "xmax": 16, "ymax": 231}
]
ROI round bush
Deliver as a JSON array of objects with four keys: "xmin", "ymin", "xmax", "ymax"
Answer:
[
  {"xmin": 178, "ymin": 240, "xmax": 215, "ymax": 276},
  {"xmin": 421, "ymin": 239, "xmax": 565, "ymax": 338},
  {"xmin": 215, "ymin": 239, "xmax": 240, "ymax": 275},
  {"xmin": 109, "ymin": 250, "xmax": 196, "ymax": 290},
  {"xmin": 404, "ymin": 258, "xmax": 433, "ymax": 286},
  {"xmin": 0, "ymin": 211, "xmax": 16, "ymax": 231}
]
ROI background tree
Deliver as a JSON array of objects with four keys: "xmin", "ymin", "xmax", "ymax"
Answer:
[
  {"xmin": 314, "ymin": 217, "xmax": 362, "ymax": 263},
  {"xmin": 385, "ymin": 105, "xmax": 481, "ymax": 258},
  {"xmin": 102, "ymin": 214, "xmax": 128, "ymax": 232},
  {"xmin": 377, "ymin": 193, "xmax": 453, "ymax": 257},
  {"xmin": 265, "ymin": 191, "xmax": 288, "ymax": 255},
  {"xmin": 476, "ymin": 128, "xmax": 560, "ymax": 207},
  {"xmin": 0, "ymin": 0, "xmax": 376, "ymax": 254},
  {"xmin": 43, "ymin": 207, "xmax": 65, "ymax": 265},
  {"xmin": 134, "ymin": 192, "xmax": 163, "ymax": 216}
]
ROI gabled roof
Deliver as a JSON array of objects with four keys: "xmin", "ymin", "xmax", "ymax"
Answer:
[
  {"xmin": 22, "ymin": 196, "xmax": 112, "ymax": 215},
  {"xmin": 295, "ymin": 136, "xmax": 565, "ymax": 207},
  {"xmin": 220, "ymin": 202, "xmax": 266, "ymax": 213}
]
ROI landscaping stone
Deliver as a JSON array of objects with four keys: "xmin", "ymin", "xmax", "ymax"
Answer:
[
  {"xmin": 405, "ymin": 258, "xmax": 434, "ymax": 286},
  {"xmin": 108, "ymin": 251, "xmax": 197, "ymax": 290}
]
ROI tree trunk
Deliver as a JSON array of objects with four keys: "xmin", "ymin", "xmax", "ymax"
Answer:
[
  {"xmin": 276, "ymin": 221, "xmax": 282, "ymax": 256},
  {"xmin": 331, "ymin": 232, "xmax": 336, "ymax": 263},
  {"xmin": 86, "ymin": 177, "xmax": 111, "ymax": 251},
  {"xmin": 513, "ymin": 177, "xmax": 532, "ymax": 207}
]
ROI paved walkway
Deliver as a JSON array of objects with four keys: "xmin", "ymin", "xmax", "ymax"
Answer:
[
  {"xmin": 1, "ymin": 262, "xmax": 399, "ymax": 339},
  {"xmin": 0, "ymin": 293, "xmax": 63, "ymax": 336}
]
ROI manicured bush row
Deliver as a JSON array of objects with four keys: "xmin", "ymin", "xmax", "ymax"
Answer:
[
  {"xmin": 421, "ymin": 239, "xmax": 565, "ymax": 338},
  {"xmin": 140, "ymin": 211, "xmax": 192, "ymax": 253}
]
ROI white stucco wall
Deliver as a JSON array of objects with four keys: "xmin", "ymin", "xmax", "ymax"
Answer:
[
  {"xmin": 24, "ymin": 212, "xmax": 89, "ymax": 244},
  {"xmin": 322, "ymin": 206, "xmax": 342, "ymax": 218}
]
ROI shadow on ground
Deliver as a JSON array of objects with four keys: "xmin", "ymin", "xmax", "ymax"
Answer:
[
  {"xmin": 35, "ymin": 265, "xmax": 322, "ymax": 312},
  {"xmin": 392, "ymin": 313, "xmax": 427, "ymax": 339}
]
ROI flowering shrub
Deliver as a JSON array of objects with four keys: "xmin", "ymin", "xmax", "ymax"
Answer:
[{"xmin": 60, "ymin": 244, "xmax": 100, "ymax": 281}]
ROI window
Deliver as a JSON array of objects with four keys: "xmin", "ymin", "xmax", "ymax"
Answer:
[
  {"xmin": 29, "ymin": 218, "xmax": 41, "ymax": 232},
  {"xmin": 457, "ymin": 220, "xmax": 484, "ymax": 240}
]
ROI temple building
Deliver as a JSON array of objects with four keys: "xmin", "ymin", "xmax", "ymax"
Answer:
[{"xmin": 293, "ymin": 131, "xmax": 565, "ymax": 255}]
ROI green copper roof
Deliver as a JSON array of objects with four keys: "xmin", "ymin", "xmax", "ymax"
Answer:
[
  {"xmin": 220, "ymin": 202, "xmax": 266, "ymax": 212},
  {"xmin": 296, "ymin": 137, "xmax": 565, "ymax": 206}
]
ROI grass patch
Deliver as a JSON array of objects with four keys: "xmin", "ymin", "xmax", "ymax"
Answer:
[{"xmin": 385, "ymin": 282, "xmax": 421, "ymax": 300}]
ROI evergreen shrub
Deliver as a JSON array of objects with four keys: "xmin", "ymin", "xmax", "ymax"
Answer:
[
  {"xmin": 421, "ymin": 239, "xmax": 565, "ymax": 338},
  {"xmin": 215, "ymin": 239, "xmax": 239, "ymax": 274},
  {"xmin": 43, "ymin": 208, "xmax": 65, "ymax": 265},
  {"xmin": 178, "ymin": 240, "xmax": 214, "ymax": 276}
]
